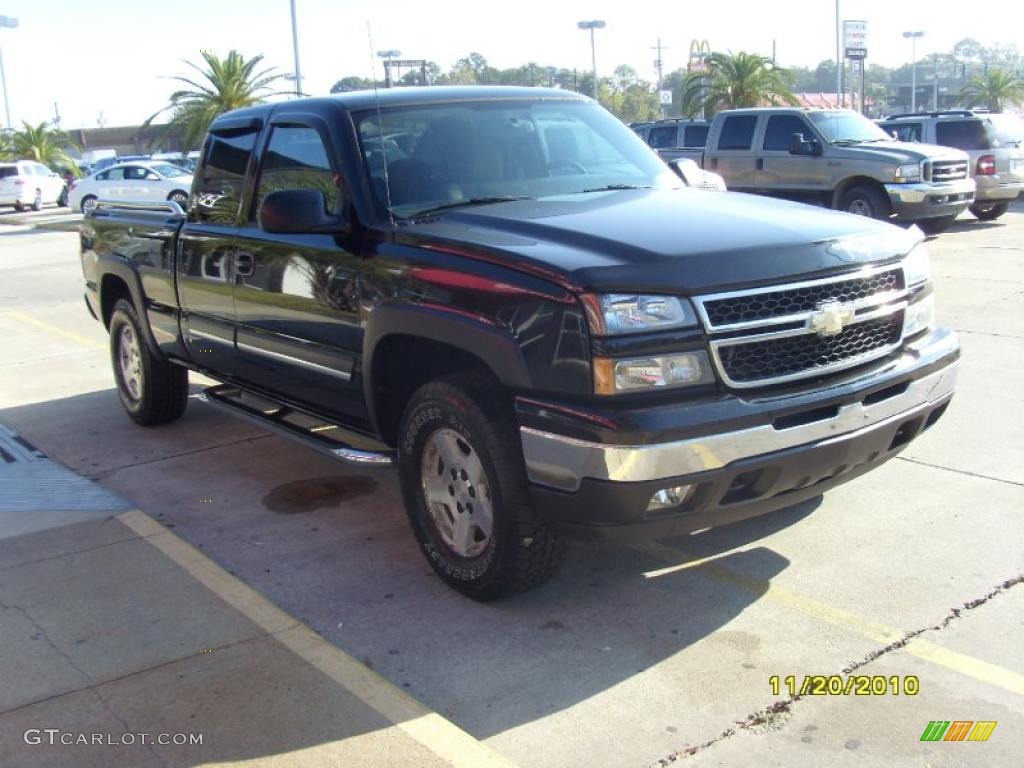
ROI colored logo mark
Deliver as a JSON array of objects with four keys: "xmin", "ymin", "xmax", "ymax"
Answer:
[{"xmin": 920, "ymin": 721, "xmax": 996, "ymax": 742}]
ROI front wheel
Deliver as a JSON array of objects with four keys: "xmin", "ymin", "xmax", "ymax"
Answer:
[
  {"xmin": 969, "ymin": 202, "xmax": 1009, "ymax": 221},
  {"xmin": 109, "ymin": 299, "xmax": 189, "ymax": 426},
  {"xmin": 397, "ymin": 373, "xmax": 566, "ymax": 600},
  {"xmin": 168, "ymin": 190, "xmax": 188, "ymax": 208},
  {"xmin": 81, "ymin": 195, "xmax": 97, "ymax": 213},
  {"xmin": 838, "ymin": 184, "xmax": 891, "ymax": 220}
]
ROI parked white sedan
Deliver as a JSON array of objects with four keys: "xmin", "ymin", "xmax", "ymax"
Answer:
[{"xmin": 69, "ymin": 161, "xmax": 193, "ymax": 213}]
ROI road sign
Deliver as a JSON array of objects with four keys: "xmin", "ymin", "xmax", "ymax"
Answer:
[
  {"xmin": 844, "ymin": 20, "xmax": 868, "ymax": 59},
  {"xmin": 659, "ymin": 90, "xmax": 673, "ymax": 105}
]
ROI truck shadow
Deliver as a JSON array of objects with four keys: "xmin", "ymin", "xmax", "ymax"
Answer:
[{"xmin": 1, "ymin": 386, "xmax": 819, "ymax": 755}]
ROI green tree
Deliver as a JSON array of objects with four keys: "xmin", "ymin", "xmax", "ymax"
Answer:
[
  {"xmin": 1, "ymin": 122, "xmax": 79, "ymax": 168},
  {"xmin": 682, "ymin": 51, "xmax": 798, "ymax": 116},
  {"xmin": 960, "ymin": 68, "xmax": 1024, "ymax": 111},
  {"xmin": 148, "ymin": 50, "xmax": 287, "ymax": 151}
]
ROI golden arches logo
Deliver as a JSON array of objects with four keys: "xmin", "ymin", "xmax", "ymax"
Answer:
[{"xmin": 688, "ymin": 40, "xmax": 711, "ymax": 72}]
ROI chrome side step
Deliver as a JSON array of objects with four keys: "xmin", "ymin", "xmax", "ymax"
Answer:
[{"xmin": 194, "ymin": 384, "xmax": 394, "ymax": 468}]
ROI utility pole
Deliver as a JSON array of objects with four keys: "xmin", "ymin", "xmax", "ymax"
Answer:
[
  {"xmin": 651, "ymin": 38, "xmax": 667, "ymax": 117},
  {"xmin": 932, "ymin": 54, "xmax": 939, "ymax": 110},
  {"xmin": 289, "ymin": 0, "xmax": 302, "ymax": 96}
]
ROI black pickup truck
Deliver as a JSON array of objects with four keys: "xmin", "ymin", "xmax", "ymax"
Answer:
[{"xmin": 80, "ymin": 86, "xmax": 959, "ymax": 600}]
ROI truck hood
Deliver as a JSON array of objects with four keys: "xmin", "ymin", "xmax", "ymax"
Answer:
[
  {"xmin": 830, "ymin": 140, "xmax": 967, "ymax": 165},
  {"xmin": 396, "ymin": 188, "xmax": 920, "ymax": 294}
]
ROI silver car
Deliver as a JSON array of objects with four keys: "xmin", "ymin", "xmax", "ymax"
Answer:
[{"xmin": 879, "ymin": 111, "xmax": 1024, "ymax": 221}]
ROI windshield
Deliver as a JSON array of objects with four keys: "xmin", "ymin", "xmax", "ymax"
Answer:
[
  {"xmin": 355, "ymin": 99, "xmax": 679, "ymax": 219},
  {"xmin": 808, "ymin": 111, "xmax": 892, "ymax": 143},
  {"xmin": 151, "ymin": 163, "xmax": 190, "ymax": 178},
  {"xmin": 985, "ymin": 115, "xmax": 1024, "ymax": 148}
]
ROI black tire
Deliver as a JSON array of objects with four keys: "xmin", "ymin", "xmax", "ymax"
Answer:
[
  {"xmin": 917, "ymin": 215, "xmax": 957, "ymax": 235},
  {"xmin": 58, "ymin": 187, "xmax": 69, "ymax": 207},
  {"xmin": 969, "ymin": 202, "xmax": 1009, "ymax": 221},
  {"xmin": 838, "ymin": 184, "xmax": 891, "ymax": 220},
  {"xmin": 31, "ymin": 190, "xmax": 43, "ymax": 212},
  {"xmin": 397, "ymin": 372, "xmax": 566, "ymax": 600},
  {"xmin": 168, "ymin": 190, "xmax": 188, "ymax": 208},
  {"xmin": 81, "ymin": 195, "xmax": 97, "ymax": 214},
  {"xmin": 13, "ymin": 202, "xmax": 24, "ymax": 212},
  {"xmin": 109, "ymin": 299, "xmax": 188, "ymax": 426}
]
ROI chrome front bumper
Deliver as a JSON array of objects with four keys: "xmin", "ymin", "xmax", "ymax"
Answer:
[{"xmin": 522, "ymin": 352, "xmax": 958, "ymax": 493}]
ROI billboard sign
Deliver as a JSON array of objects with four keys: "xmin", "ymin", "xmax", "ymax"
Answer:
[{"xmin": 844, "ymin": 20, "xmax": 867, "ymax": 59}]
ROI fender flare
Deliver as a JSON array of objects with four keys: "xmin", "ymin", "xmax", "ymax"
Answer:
[
  {"xmin": 96, "ymin": 254, "xmax": 166, "ymax": 360},
  {"xmin": 362, "ymin": 302, "xmax": 533, "ymax": 431}
]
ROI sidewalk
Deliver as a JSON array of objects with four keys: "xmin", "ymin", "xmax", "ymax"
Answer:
[{"xmin": 0, "ymin": 425, "xmax": 512, "ymax": 768}]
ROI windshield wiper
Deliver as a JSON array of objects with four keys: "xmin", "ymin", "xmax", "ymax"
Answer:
[
  {"xmin": 409, "ymin": 196, "xmax": 530, "ymax": 218},
  {"xmin": 832, "ymin": 138, "xmax": 889, "ymax": 145},
  {"xmin": 579, "ymin": 184, "xmax": 651, "ymax": 193}
]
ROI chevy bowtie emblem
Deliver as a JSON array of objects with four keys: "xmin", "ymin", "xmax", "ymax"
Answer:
[{"xmin": 809, "ymin": 300, "xmax": 854, "ymax": 337}]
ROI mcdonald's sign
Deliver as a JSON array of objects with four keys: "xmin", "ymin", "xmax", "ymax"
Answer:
[{"xmin": 688, "ymin": 40, "xmax": 710, "ymax": 73}]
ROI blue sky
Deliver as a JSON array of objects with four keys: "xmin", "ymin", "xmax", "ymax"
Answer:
[{"xmin": 2, "ymin": 0, "xmax": 1019, "ymax": 129}]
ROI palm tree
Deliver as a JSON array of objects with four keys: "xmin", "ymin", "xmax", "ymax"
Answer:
[
  {"xmin": 0, "ymin": 122, "xmax": 79, "ymax": 168},
  {"xmin": 960, "ymin": 68, "xmax": 1024, "ymax": 112},
  {"xmin": 682, "ymin": 51, "xmax": 798, "ymax": 116},
  {"xmin": 147, "ymin": 50, "xmax": 287, "ymax": 151}
]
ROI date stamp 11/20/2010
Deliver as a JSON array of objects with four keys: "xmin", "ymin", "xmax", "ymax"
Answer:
[{"xmin": 769, "ymin": 674, "xmax": 920, "ymax": 697}]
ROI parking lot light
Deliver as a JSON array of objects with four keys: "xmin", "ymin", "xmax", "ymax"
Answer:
[
  {"xmin": 577, "ymin": 20, "xmax": 605, "ymax": 104},
  {"xmin": 0, "ymin": 14, "xmax": 18, "ymax": 131},
  {"xmin": 903, "ymin": 30, "xmax": 925, "ymax": 112}
]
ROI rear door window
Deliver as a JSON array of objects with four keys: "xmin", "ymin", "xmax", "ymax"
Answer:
[
  {"xmin": 683, "ymin": 124, "xmax": 710, "ymax": 147},
  {"xmin": 935, "ymin": 120, "xmax": 989, "ymax": 150},
  {"xmin": 0, "ymin": 166, "xmax": 17, "ymax": 178},
  {"xmin": 647, "ymin": 125, "xmax": 679, "ymax": 149},
  {"xmin": 192, "ymin": 125, "xmax": 260, "ymax": 223},
  {"xmin": 717, "ymin": 116, "xmax": 758, "ymax": 150}
]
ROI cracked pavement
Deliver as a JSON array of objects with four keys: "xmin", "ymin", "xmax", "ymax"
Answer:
[{"xmin": 1, "ymin": 202, "xmax": 1022, "ymax": 766}]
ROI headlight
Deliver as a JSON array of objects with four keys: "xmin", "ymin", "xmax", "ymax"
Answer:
[
  {"xmin": 894, "ymin": 162, "xmax": 922, "ymax": 182},
  {"xmin": 902, "ymin": 244, "xmax": 931, "ymax": 287},
  {"xmin": 586, "ymin": 294, "xmax": 697, "ymax": 335},
  {"xmin": 904, "ymin": 294, "xmax": 934, "ymax": 337},
  {"xmin": 594, "ymin": 351, "xmax": 715, "ymax": 394}
]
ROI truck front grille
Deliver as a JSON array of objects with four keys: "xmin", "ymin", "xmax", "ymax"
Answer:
[
  {"xmin": 717, "ymin": 313, "xmax": 903, "ymax": 384},
  {"xmin": 702, "ymin": 269, "xmax": 902, "ymax": 328},
  {"xmin": 695, "ymin": 265, "xmax": 910, "ymax": 389},
  {"xmin": 928, "ymin": 160, "xmax": 969, "ymax": 182}
]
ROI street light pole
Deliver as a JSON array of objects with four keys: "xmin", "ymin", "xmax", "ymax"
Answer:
[
  {"xmin": 288, "ymin": 0, "xmax": 302, "ymax": 96},
  {"xmin": 903, "ymin": 30, "xmax": 925, "ymax": 112},
  {"xmin": 835, "ymin": 0, "xmax": 842, "ymax": 107},
  {"xmin": 376, "ymin": 50, "xmax": 401, "ymax": 88},
  {"xmin": 0, "ymin": 15, "xmax": 18, "ymax": 131},
  {"xmin": 577, "ymin": 20, "xmax": 605, "ymax": 103}
]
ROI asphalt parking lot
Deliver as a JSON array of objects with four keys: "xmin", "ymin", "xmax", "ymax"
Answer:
[{"xmin": 1, "ymin": 202, "xmax": 1022, "ymax": 767}]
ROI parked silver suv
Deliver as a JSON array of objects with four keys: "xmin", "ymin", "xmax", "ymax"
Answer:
[{"xmin": 878, "ymin": 111, "xmax": 1024, "ymax": 220}]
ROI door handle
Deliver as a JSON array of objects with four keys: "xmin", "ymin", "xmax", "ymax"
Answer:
[
  {"xmin": 234, "ymin": 253, "xmax": 255, "ymax": 277},
  {"xmin": 756, "ymin": 158, "xmax": 764, "ymax": 170}
]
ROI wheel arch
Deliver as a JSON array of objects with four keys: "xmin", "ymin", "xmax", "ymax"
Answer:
[
  {"xmin": 97, "ymin": 260, "xmax": 165, "ymax": 360},
  {"xmin": 363, "ymin": 304, "xmax": 533, "ymax": 446},
  {"xmin": 832, "ymin": 176, "xmax": 889, "ymax": 211}
]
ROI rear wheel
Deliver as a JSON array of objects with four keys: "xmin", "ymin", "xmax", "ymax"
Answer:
[
  {"xmin": 839, "ymin": 184, "xmax": 890, "ymax": 220},
  {"xmin": 917, "ymin": 215, "xmax": 957, "ymax": 235},
  {"xmin": 969, "ymin": 202, "xmax": 1009, "ymax": 221},
  {"xmin": 109, "ymin": 299, "xmax": 188, "ymax": 426},
  {"xmin": 31, "ymin": 189, "xmax": 43, "ymax": 212},
  {"xmin": 13, "ymin": 202, "xmax": 24, "ymax": 212},
  {"xmin": 397, "ymin": 372, "xmax": 566, "ymax": 600}
]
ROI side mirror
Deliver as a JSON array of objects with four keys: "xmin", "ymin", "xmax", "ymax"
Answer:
[
  {"xmin": 258, "ymin": 189, "xmax": 347, "ymax": 234},
  {"xmin": 789, "ymin": 133, "xmax": 823, "ymax": 156},
  {"xmin": 669, "ymin": 157, "xmax": 702, "ymax": 184}
]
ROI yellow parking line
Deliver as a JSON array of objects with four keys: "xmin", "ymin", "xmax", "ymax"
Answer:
[
  {"xmin": 118, "ymin": 510, "xmax": 517, "ymax": 768},
  {"xmin": 4, "ymin": 310, "xmax": 106, "ymax": 350},
  {"xmin": 636, "ymin": 541, "xmax": 1024, "ymax": 697}
]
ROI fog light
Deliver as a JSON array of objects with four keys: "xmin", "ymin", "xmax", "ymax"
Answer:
[
  {"xmin": 904, "ymin": 295, "xmax": 934, "ymax": 337},
  {"xmin": 647, "ymin": 484, "xmax": 692, "ymax": 512}
]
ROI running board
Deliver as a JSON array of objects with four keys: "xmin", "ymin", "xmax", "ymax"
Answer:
[{"xmin": 194, "ymin": 384, "xmax": 394, "ymax": 468}]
